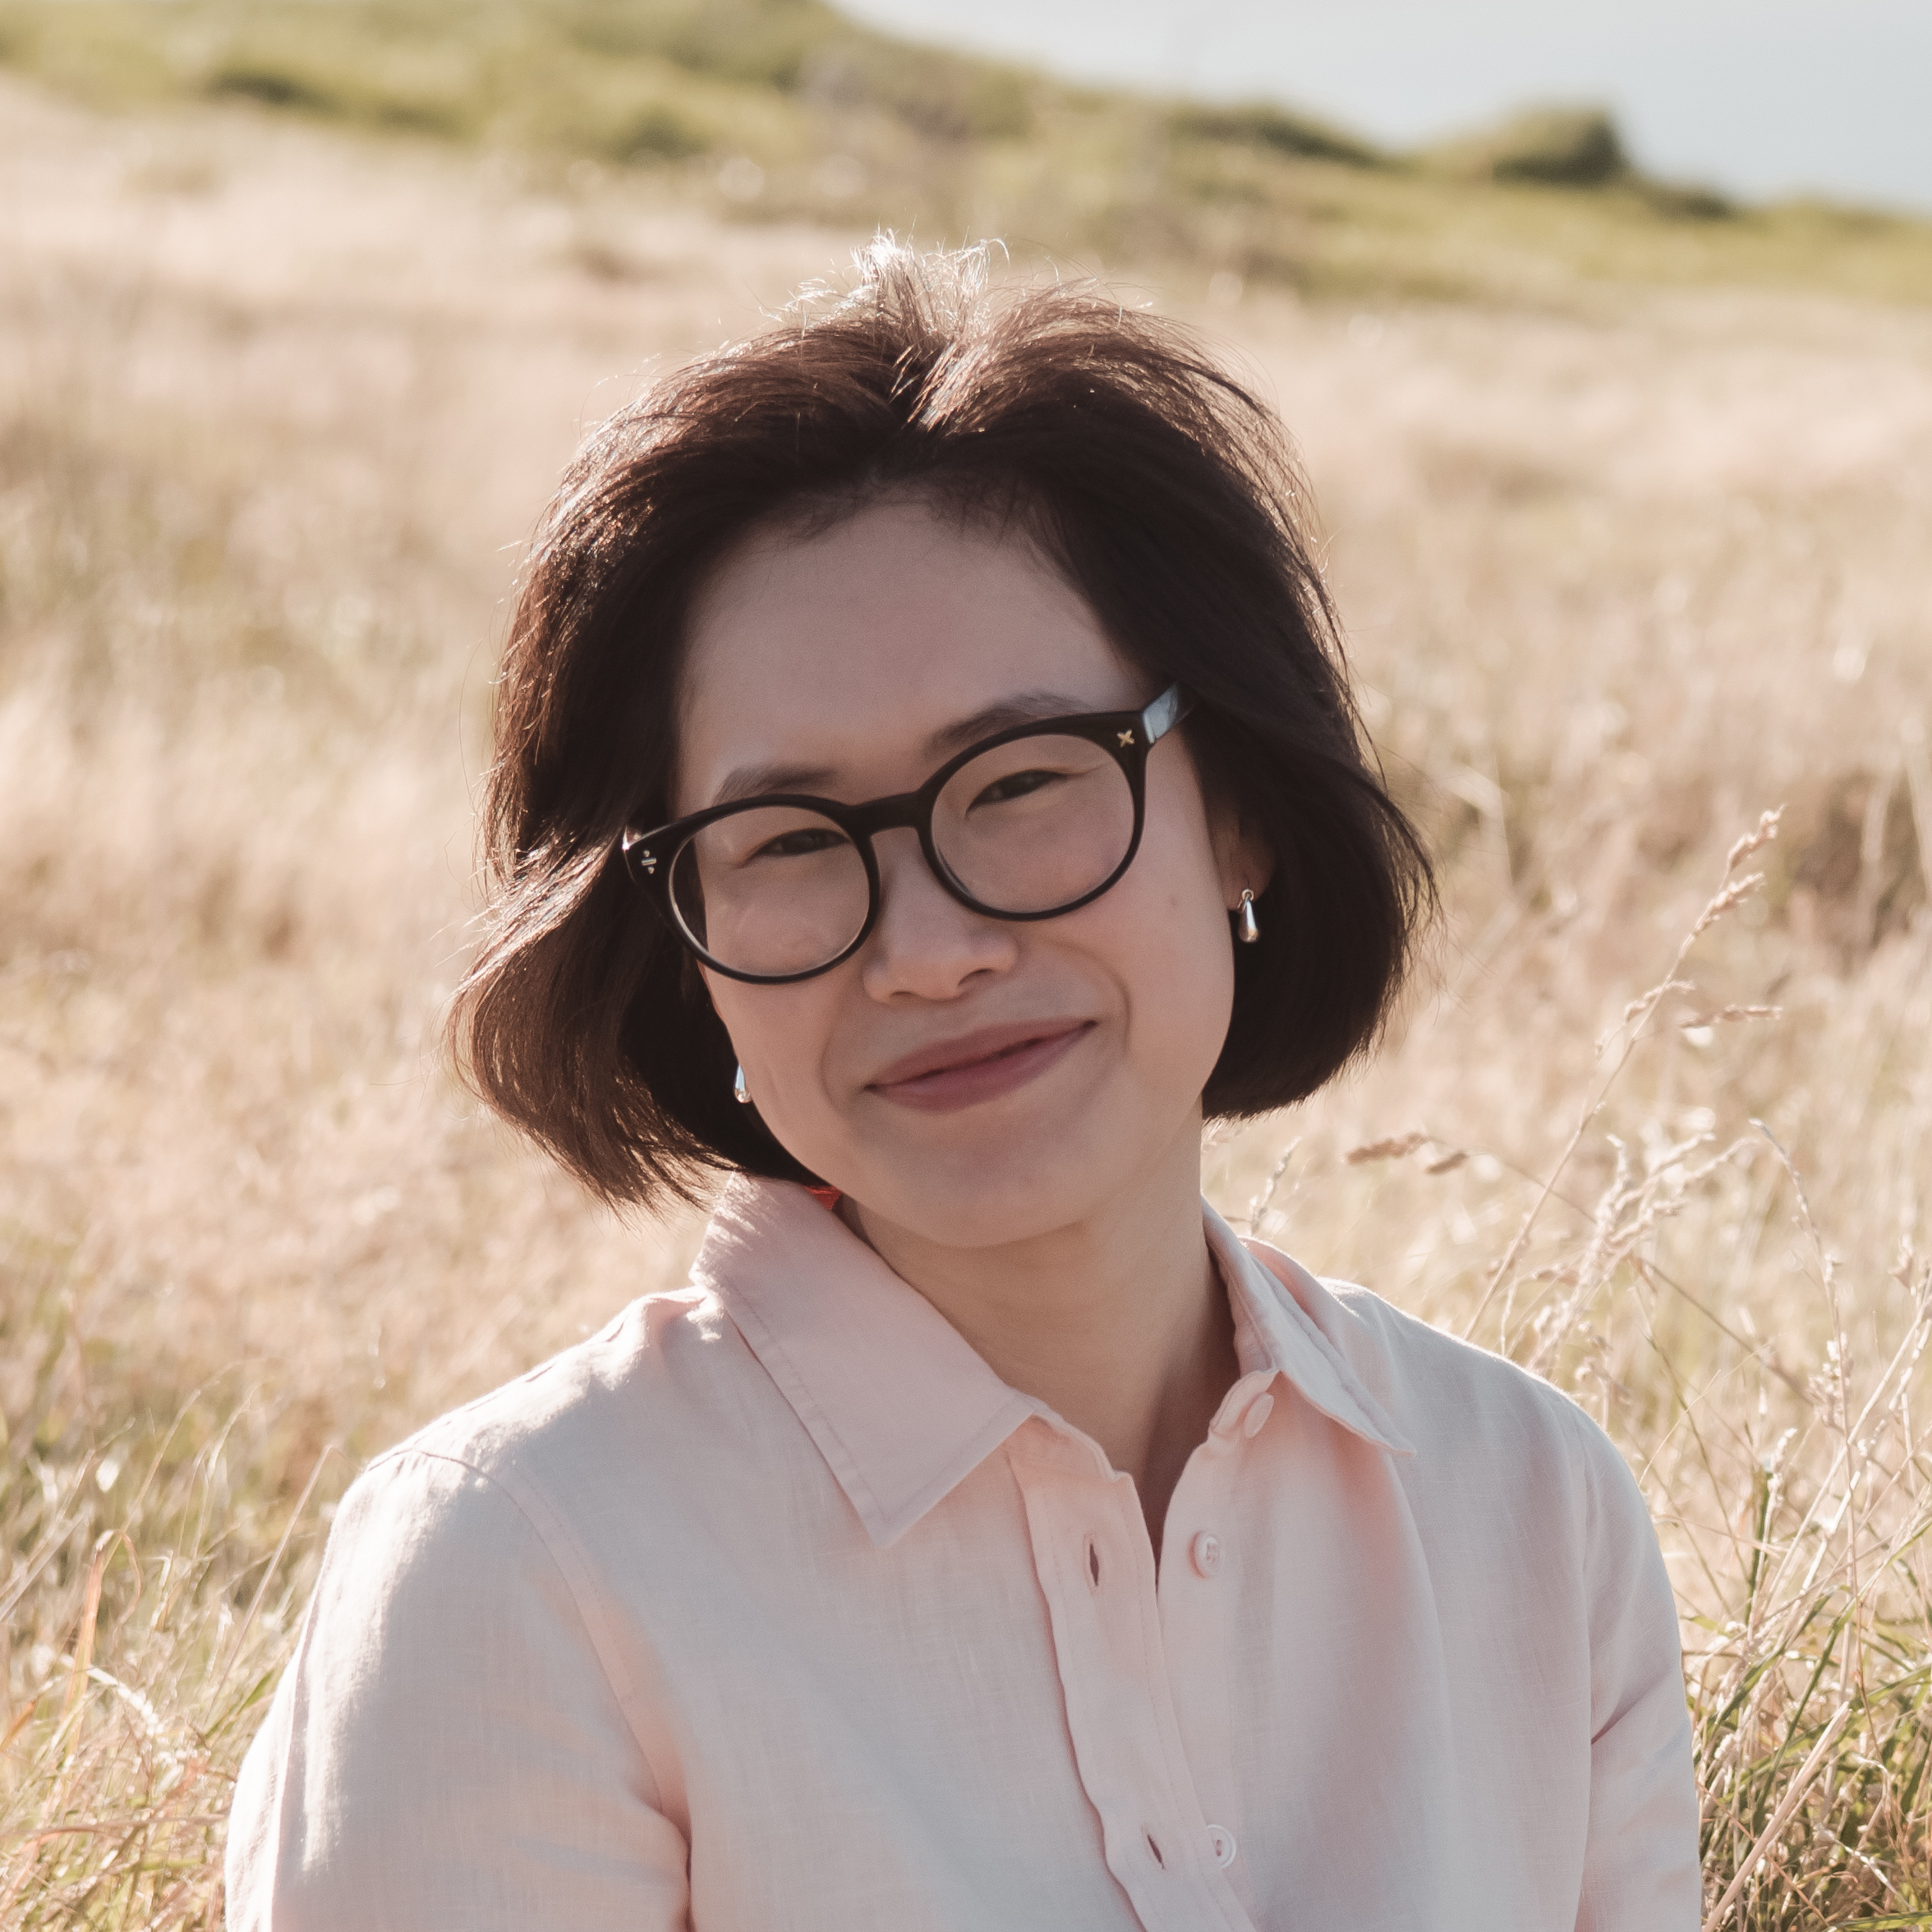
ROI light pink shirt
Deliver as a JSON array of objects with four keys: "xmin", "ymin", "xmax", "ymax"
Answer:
[{"xmin": 227, "ymin": 1179, "xmax": 1699, "ymax": 1930}]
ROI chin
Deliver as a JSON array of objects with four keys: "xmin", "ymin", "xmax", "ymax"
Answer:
[{"xmin": 847, "ymin": 1133, "xmax": 1128, "ymax": 1249}]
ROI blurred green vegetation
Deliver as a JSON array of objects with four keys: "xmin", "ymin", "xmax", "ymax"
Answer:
[{"xmin": 1, "ymin": 0, "xmax": 1928, "ymax": 301}]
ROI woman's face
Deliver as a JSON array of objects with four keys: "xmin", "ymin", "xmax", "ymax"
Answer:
[{"xmin": 675, "ymin": 495, "xmax": 1261, "ymax": 1250}]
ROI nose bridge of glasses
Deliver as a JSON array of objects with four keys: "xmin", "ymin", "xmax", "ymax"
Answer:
[
  {"xmin": 842, "ymin": 787, "xmax": 928, "ymax": 843},
  {"xmin": 841, "ymin": 788, "xmax": 950, "ymax": 904},
  {"xmin": 859, "ymin": 803, "xmax": 964, "ymax": 914}
]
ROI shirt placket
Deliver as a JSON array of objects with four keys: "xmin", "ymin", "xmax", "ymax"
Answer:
[
  {"xmin": 1005, "ymin": 1420, "xmax": 1258, "ymax": 1932},
  {"xmin": 1153, "ymin": 1376, "xmax": 1275, "ymax": 1908}
]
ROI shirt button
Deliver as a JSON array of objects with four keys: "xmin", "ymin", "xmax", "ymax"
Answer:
[
  {"xmin": 1207, "ymin": 1824, "xmax": 1238, "ymax": 1868},
  {"xmin": 1241, "ymin": 1392, "xmax": 1275, "ymax": 1438},
  {"xmin": 1190, "ymin": 1531, "xmax": 1222, "ymax": 1577}
]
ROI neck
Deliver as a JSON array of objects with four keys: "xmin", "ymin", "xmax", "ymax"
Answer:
[{"xmin": 844, "ymin": 1121, "xmax": 1239, "ymax": 1560}]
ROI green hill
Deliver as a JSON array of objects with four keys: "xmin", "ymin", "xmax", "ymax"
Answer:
[{"xmin": 2, "ymin": 0, "xmax": 1927, "ymax": 302}]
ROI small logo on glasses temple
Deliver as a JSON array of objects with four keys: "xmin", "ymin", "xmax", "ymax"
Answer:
[
  {"xmin": 1117, "ymin": 729, "xmax": 1135, "ymax": 747},
  {"xmin": 639, "ymin": 851, "xmax": 658, "ymax": 874}
]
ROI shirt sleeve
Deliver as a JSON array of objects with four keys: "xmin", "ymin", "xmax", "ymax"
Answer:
[
  {"xmin": 1572, "ymin": 1427, "xmax": 1703, "ymax": 1931},
  {"xmin": 225, "ymin": 1448, "xmax": 692, "ymax": 1932}
]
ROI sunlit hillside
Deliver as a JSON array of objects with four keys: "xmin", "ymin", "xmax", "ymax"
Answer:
[
  {"xmin": 0, "ymin": 21, "xmax": 1929, "ymax": 1925},
  {"xmin": 2, "ymin": 0, "xmax": 1931, "ymax": 303}
]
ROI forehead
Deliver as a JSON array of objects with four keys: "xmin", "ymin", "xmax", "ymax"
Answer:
[{"xmin": 673, "ymin": 496, "xmax": 1138, "ymax": 812}]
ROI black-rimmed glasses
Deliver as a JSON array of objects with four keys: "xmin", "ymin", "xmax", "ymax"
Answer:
[{"xmin": 620, "ymin": 685, "xmax": 1192, "ymax": 984}]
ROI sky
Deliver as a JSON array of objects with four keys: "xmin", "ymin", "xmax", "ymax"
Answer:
[{"xmin": 837, "ymin": 0, "xmax": 1932, "ymax": 214}]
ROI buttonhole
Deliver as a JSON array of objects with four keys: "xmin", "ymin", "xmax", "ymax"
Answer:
[
  {"xmin": 1086, "ymin": 1537, "xmax": 1101, "ymax": 1588},
  {"xmin": 1145, "ymin": 1830, "xmax": 1165, "ymax": 1868}
]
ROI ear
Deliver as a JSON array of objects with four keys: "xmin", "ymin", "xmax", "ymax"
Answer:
[{"xmin": 1210, "ymin": 795, "xmax": 1276, "ymax": 913}]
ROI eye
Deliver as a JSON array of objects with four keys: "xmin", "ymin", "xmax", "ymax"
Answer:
[
  {"xmin": 970, "ymin": 766, "xmax": 1065, "ymax": 810},
  {"xmin": 748, "ymin": 826, "xmax": 849, "ymax": 861}
]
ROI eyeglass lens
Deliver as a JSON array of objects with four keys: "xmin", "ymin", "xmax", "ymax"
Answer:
[{"xmin": 669, "ymin": 732, "xmax": 1137, "ymax": 978}]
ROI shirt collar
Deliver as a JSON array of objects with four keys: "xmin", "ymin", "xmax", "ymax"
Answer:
[
  {"xmin": 1200, "ymin": 1200, "xmax": 1414, "ymax": 1460},
  {"xmin": 693, "ymin": 1176, "xmax": 1411, "ymax": 1549}
]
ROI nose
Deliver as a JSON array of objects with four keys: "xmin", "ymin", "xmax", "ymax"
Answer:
[{"xmin": 859, "ymin": 827, "xmax": 1018, "ymax": 1002}]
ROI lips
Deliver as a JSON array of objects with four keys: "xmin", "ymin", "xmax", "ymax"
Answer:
[{"xmin": 866, "ymin": 1019, "xmax": 1095, "ymax": 1114}]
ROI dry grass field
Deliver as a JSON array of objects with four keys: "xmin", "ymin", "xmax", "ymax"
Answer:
[{"xmin": 2, "ymin": 58, "xmax": 1930, "ymax": 1930}]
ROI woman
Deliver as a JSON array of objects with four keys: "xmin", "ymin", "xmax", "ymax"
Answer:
[{"xmin": 227, "ymin": 243, "xmax": 1700, "ymax": 1930}]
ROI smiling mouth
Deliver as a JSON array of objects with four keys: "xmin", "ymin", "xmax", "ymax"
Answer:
[{"xmin": 867, "ymin": 1021, "xmax": 1095, "ymax": 1114}]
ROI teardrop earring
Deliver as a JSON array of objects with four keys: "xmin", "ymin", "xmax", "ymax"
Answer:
[
  {"xmin": 1235, "ymin": 889, "xmax": 1261, "ymax": 945},
  {"xmin": 733, "ymin": 1064, "xmax": 752, "ymax": 1105}
]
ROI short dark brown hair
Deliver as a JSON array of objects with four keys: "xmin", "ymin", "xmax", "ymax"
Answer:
[{"xmin": 451, "ymin": 242, "xmax": 1433, "ymax": 1210}]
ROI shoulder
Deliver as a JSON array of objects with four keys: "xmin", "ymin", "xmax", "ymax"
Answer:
[
  {"xmin": 1336, "ymin": 1279, "xmax": 1599, "ymax": 1453},
  {"xmin": 307, "ymin": 1286, "xmax": 757, "ymax": 1688},
  {"xmin": 312, "ymin": 1285, "xmax": 765, "ymax": 1612},
  {"xmin": 367, "ymin": 1284, "xmax": 740, "ymax": 1500},
  {"xmin": 1250, "ymin": 1240, "xmax": 1644, "ymax": 1519},
  {"xmin": 231, "ymin": 1330, "xmax": 698, "ymax": 1929}
]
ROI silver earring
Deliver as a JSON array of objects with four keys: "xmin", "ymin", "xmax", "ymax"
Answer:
[
  {"xmin": 733, "ymin": 1064, "xmax": 752, "ymax": 1105},
  {"xmin": 1235, "ymin": 889, "xmax": 1260, "ymax": 945}
]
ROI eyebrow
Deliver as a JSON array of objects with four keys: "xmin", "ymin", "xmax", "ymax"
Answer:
[{"xmin": 706, "ymin": 689, "xmax": 1106, "ymax": 810}]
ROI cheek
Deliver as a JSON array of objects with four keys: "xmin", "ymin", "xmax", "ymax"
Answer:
[
  {"xmin": 1105, "ymin": 779, "xmax": 1238, "ymax": 1085},
  {"xmin": 705, "ymin": 978, "xmax": 838, "ymax": 1117}
]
